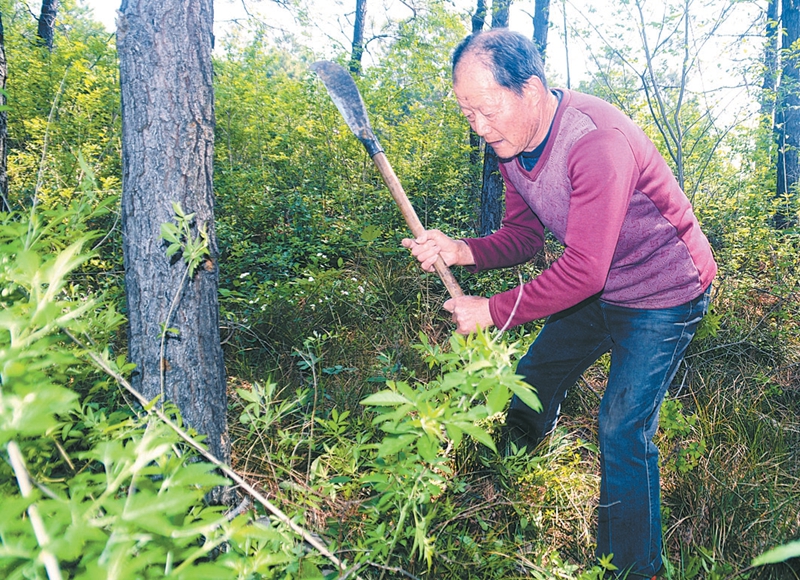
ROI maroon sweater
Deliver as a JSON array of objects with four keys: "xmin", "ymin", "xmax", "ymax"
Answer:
[{"xmin": 464, "ymin": 89, "xmax": 717, "ymax": 329}]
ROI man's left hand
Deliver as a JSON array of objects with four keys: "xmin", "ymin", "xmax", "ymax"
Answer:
[{"xmin": 443, "ymin": 296, "xmax": 494, "ymax": 335}]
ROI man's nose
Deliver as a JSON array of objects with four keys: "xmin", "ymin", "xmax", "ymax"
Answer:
[{"xmin": 472, "ymin": 114, "xmax": 488, "ymax": 136}]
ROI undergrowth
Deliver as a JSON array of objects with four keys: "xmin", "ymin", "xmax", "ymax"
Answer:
[
  {"xmin": 2, "ymin": 181, "xmax": 799, "ymax": 579},
  {"xmin": 216, "ymin": 193, "xmax": 800, "ymax": 578},
  {"xmin": 0, "ymin": 194, "xmax": 798, "ymax": 580},
  {"xmin": 2, "ymin": 159, "xmax": 799, "ymax": 580},
  {"xmin": 3, "ymin": 4, "xmax": 799, "ymax": 575}
]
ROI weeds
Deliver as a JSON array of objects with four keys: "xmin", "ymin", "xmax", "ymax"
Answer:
[
  {"xmin": 217, "ymin": 224, "xmax": 800, "ymax": 579},
  {"xmin": 4, "ymin": 200, "xmax": 798, "ymax": 579}
]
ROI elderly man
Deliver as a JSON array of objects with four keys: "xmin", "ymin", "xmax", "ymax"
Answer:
[{"xmin": 402, "ymin": 29, "xmax": 716, "ymax": 578}]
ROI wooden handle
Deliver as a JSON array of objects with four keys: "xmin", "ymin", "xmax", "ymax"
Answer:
[{"xmin": 371, "ymin": 152, "xmax": 464, "ymax": 299}]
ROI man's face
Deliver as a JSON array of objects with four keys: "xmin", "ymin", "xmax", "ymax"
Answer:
[{"xmin": 454, "ymin": 55, "xmax": 548, "ymax": 160}]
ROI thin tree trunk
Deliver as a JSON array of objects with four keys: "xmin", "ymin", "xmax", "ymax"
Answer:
[
  {"xmin": 480, "ymin": 148, "xmax": 504, "ymax": 237},
  {"xmin": 117, "ymin": 0, "xmax": 230, "ymax": 466},
  {"xmin": 472, "ymin": 0, "xmax": 488, "ymax": 33},
  {"xmin": 762, "ymin": 0, "xmax": 781, "ymax": 123},
  {"xmin": 492, "ymin": 0, "xmax": 511, "ymax": 27},
  {"xmin": 0, "ymin": 13, "xmax": 8, "ymax": 212},
  {"xmin": 776, "ymin": 0, "xmax": 800, "ymax": 228},
  {"xmin": 478, "ymin": 0, "xmax": 513, "ymax": 237},
  {"xmin": 533, "ymin": 0, "xmax": 550, "ymax": 60},
  {"xmin": 349, "ymin": 0, "xmax": 367, "ymax": 75},
  {"xmin": 37, "ymin": 0, "xmax": 59, "ymax": 51},
  {"xmin": 469, "ymin": 0, "xmax": 487, "ymax": 167}
]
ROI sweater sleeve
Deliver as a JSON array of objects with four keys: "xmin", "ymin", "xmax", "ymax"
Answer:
[
  {"xmin": 463, "ymin": 173, "xmax": 545, "ymax": 271},
  {"xmin": 487, "ymin": 129, "xmax": 641, "ymax": 328}
]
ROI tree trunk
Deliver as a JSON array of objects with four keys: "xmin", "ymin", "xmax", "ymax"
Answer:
[
  {"xmin": 469, "ymin": 0, "xmax": 487, "ymax": 167},
  {"xmin": 492, "ymin": 0, "xmax": 511, "ymax": 27},
  {"xmin": 472, "ymin": 0, "xmax": 488, "ymax": 33},
  {"xmin": 762, "ymin": 0, "xmax": 781, "ymax": 123},
  {"xmin": 478, "ymin": 0, "xmax": 513, "ymax": 237},
  {"xmin": 776, "ymin": 0, "xmax": 800, "ymax": 228},
  {"xmin": 37, "ymin": 0, "xmax": 59, "ymax": 51},
  {"xmin": 0, "ymin": 13, "xmax": 8, "ymax": 212},
  {"xmin": 533, "ymin": 0, "xmax": 550, "ymax": 60},
  {"xmin": 349, "ymin": 0, "xmax": 367, "ymax": 75},
  {"xmin": 480, "ymin": 146, "xmax": 504, "ymax": 237},
  {"xmin": 117, "ymin": 0, "xmax": 230, "ymax": 465}
]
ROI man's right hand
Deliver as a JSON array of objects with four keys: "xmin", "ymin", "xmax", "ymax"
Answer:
[{"xmin": 401, "ymin": 229, "xmax": 474, "ymax": 273}]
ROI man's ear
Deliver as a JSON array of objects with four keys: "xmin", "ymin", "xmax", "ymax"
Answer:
[{"xmin": 523, "ymin": 76, "xmax": 546, "ymax": 104}]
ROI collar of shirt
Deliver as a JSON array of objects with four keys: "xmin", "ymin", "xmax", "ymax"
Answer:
[{"xmin": 517, "ymin": 89, "xmax": 562, "ymax": 172}]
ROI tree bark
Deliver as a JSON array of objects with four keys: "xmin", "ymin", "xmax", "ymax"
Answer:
[
  {"xmin": 480, "ymin": 147, "xmax": 504, "ymax": 237},
  {"xmin": 776, "ymin": 0, "xmax": 800, "ymax": 228},
  {"xmin": 117, "ymin": 0, "xmax": 230, "ymax": 464},
  {"xmin": 349, "ymin": 0, "xmax": 367, "ymax": 75},
  {"xmin": 0, "ymin": 13, "xmax": 9, "ymax": 212},
  {"xmin": 478, "ymin": 0, "xmax": 513, "ymax": 237},
  {"xmin": 37, "ymin": 0, "xmax": 59, "ymax": 51},
  {"xmin": 533, "ymin": 0, "xmax": 550, "ymax": 61},
  {"xmin": 469, "ymin": 0, "xmax": 487, "ymax": 167},
  {"xmin": 492, "ymin": 0, "xmax": 511, "ymax": 27},
  {"xmin": 472, "ymin": 0, "xmax": 488, "ymax": 32},
  {"xmin": 762, "ymin": 0, "xmax": 781, "ymax": 123}
]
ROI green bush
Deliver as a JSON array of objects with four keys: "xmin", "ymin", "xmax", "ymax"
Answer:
[{"xmin": 0, "ymin": 206, "xmax": 333, "ymax": 579}]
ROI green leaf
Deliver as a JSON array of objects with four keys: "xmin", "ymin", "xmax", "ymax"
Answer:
[
  {"xmin": 121, "ymin": 488, "xmax": 197, "ymax": 533},
  {"xmin": 456, "ymin": 422, "xmax": 497, "ymax": 452},
  {"xmin": 0, "ymin": 383, "xmax": 78, "ymax": 444},
  {"xmin": 416, "ymin": 433, "xmax": 440, "ymax": 462},
  {"xmin": 378, "ymin": 434, "xmax": 416, "ymax": 457},
  {"xmin": 508, "ymin": 382, "xmax": 542, "ymax": 413},
  {"xmin": 236, "ymin": 388, "xmax": 260, "ymax": 404},
  {"xmin": 163, "ymin": 462, "xmax": 229, "ymax": 490},
  {"xmin": 361, "ymin": 391, "xmax": 413, "ymax": 406},
  {"xmin": 360, "ymin": 224, "xmax": 382, "ymax": 243},
  {"xmin": 298, "ymin": 560, "xmax": 326, "ymax": 579},
  {"xmin": 160, "ymin": 222, "xmax": 180, "ymax": 243},
  {"xmin": 752, "ymin": 540, "xmax": 800, "ymax": 566},
  {"xmin": 175, "ymin": 562, "xmax": 238, "ymax": 580},
  {"xmin": 486, "ymin": 385, "xmax": 512, "ymax": 415},
  {"xmin": 444, "ymin": 423, "xmax": 463, "ymax": 447},
  {"xmin": 248, "ymin": 550, "xmax": 298, "ymax": 572},
  {"xmin": 462, "ymin": 359, "xmax": 493, "ymax": 373}
]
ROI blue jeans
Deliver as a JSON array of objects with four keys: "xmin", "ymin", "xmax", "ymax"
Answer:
[{"xmin": 507, "ymin": 287, "xmax": 711, "ymax": 577}]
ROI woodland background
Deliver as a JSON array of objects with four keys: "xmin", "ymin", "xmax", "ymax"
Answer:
[{"xmin": 0, "ymin": 0, "xmax": 799, "ymax": 578}]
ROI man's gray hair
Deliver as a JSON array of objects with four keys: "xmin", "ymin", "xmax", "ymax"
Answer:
[{"xmin": 452, "ymin": 29, "xmax": 548, "ymax": 94}]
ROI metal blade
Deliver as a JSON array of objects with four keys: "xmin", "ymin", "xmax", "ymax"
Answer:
[{"xmin": 310, "ymin": 61, "xmax": 384, "ymax": 157}]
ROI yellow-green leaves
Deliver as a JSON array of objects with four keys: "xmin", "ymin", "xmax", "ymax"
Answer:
[
  {"xmin": 0, "ymin": 216, "xmax": 95, "ymax": 445},
  {"xmin": 363, "ymin": 328, "xmax": 539, "ymax": 460},
  {"xmin": 359, "ymin": 328, "xmax": 541, "ymax": 570},
  {"xmin": 159, "ymin": 202, "xmax": 211, "ymax": 278}
]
